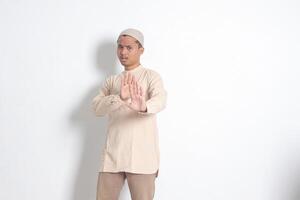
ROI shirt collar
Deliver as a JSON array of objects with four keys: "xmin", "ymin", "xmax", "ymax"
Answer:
[{"xmin": 122, "ymin": 64, "xmax": 143, "ymax": 74}]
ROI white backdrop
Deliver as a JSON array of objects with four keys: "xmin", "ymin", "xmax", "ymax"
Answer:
[{"xmin": 1, "ymin": 0, "xmax": 300, "ymax": 199}]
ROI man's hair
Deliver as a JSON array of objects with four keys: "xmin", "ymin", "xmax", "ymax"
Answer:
[{"xmin": 118, "ymin": 34, "xmax": 143, "ymax": 49}]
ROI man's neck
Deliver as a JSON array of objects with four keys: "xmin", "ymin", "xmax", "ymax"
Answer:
[{"xmin": 124, "ymin": 63, "xmax": 141, "ymax": 71}]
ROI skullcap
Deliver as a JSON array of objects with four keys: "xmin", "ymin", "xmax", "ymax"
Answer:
[{"xmin": 118, "ymin": 28, "xmax": 144, "ymax": 47}]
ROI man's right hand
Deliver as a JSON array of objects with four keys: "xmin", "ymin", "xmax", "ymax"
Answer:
[{"xmin": 120, "ymin": 72, "xmax": 135, "ymax": 101}]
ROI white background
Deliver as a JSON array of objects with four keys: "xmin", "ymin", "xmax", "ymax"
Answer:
[{"xmin": 1, "ymin": 0, "xmax": 300, "ymax": 199}]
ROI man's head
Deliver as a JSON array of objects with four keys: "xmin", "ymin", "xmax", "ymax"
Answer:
[{"xmin": 117, "ymin": 28, "xmax": 144, "ymax": 69}]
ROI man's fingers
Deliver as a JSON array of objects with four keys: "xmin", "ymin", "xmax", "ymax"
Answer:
[
  {"xmin": 139, "ymin": 86, "xmax": 143, "ymax": 97},
  {"xmin": 125, "ymin": 73, "xmax": 140, "ymax": 99},
  {"xmin": 129, "ymin": 81, "xmax": 134, "ymax": 97},
  {"xmin": 121, "ymin": 76, "xmax": 124, "ymax": 87},
  {"xmin": 132, "ymin": 79, "xmax": 137, "ymax": 98},
  {"xmin": 135, "ymin": 81, "xmax": 139, "ymax": 96},
  {"xmin": 132, "ymin": 75, "xmax": 136, "ymax": 85},
  {"xmin": 127, "ymin": 73, "xmax": 132, "ymax": 85},
  {"xmin": 124, "ymin": 73, "xmax": 128, "ymax": 85}
]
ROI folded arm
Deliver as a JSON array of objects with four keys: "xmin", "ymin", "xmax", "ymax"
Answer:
[
  {"xmin": 92, "ymin": 76, "xmax": 125, "ymax": 116},
  {"xmin": 138, "ymin": 71, "xmax": 167, "ymax": 115}
]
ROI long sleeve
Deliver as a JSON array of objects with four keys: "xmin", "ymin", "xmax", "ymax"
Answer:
[
  {"xmin": 92, "ymin": 76, "xmax": 125, "ymax": 117},
  {"xmin": 96, "ymin": 65, "xmax": 165, "ymax": 177},
  {"xmin": 138, "ymin": 70, "xmax": 167, "ymax": 115}
]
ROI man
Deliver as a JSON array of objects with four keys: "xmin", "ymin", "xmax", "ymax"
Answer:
[{"xmin": 92, "ymin": 28, "xmax": 167, "ymax": 200}]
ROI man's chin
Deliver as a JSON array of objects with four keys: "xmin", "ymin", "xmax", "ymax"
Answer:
[
  {"xmin": 121, "ymin": 62, "xmax": 131, "ymax": 67},
  {"xmin": 120, "ymin": 60, "xmax": 128, "ymax": 64}
]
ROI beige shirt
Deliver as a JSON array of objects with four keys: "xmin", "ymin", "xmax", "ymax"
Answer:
[{"xmin": 92, "ymin": 65, "xmax": 167, "ymax": 177}]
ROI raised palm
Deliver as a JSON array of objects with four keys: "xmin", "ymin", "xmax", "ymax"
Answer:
[
  {"xmin": 120, "ymin": 72, "xmax": 134, "ymax": 100},
  {"xmin": 120, "ymin": 72, "xmax": 146, "ymax": 112},
  {"xmin": 127, "ymin": 81, "xmax": 146, "ymax": 112}
]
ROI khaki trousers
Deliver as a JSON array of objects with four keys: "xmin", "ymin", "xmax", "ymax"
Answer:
[{"xmin": 96, "ymin": 171, "xmax": 156, "ymax": 200}]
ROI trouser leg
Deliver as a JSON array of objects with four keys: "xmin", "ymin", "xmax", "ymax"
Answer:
[
  {"xmin": 96, "ymin": 172, "xmax": 126, "ymax": 200},
  {"xmin": 125, "ymin": 172, "xmax": 156, "ymax": 200}
]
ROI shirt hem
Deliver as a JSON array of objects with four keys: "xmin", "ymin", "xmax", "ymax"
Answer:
[{"xmin": 98, "ymin": 168, "xmax": 159, "ymax": 178}]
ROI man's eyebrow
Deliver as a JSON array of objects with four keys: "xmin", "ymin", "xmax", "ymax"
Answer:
[{"xmin": 118, "ymin": 44, "xmax": 132, "ymax": 47}]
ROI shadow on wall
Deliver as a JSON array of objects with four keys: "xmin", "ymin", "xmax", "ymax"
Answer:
[
  {"xmin": 289, "ymin": 169, "xmax": 300, "ymax": 200},
  {"xmin": 69, "ymin": 40, "xmax": 119, "ymax": 200}
]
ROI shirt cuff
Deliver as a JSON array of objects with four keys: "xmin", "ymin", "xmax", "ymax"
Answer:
[
  {"xmin": 137, "ymin": 104, "xmax": 152, "ymax": 115},
  {"xmin": 108, "ymin": 95, "xmax": 124, "ymax": 107}
]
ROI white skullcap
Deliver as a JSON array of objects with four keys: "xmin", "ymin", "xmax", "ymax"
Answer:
[{"xmin": 118, "ymin": 28, "xmax": 144, "ymax": 47}]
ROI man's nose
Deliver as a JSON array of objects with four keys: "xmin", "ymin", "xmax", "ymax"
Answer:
[{"xmin": 120, "ymin": 48, "xmax": 128, "ymax": 55}]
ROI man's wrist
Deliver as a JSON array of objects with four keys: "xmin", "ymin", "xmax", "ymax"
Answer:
[{"xmin": 120, "ymin": 94, "xmax": 128, "ymax": 101}]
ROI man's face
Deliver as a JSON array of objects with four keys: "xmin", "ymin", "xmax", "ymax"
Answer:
[{"xmin": 117, "ymin": 35, "xmax": 144, "ymax": 68}]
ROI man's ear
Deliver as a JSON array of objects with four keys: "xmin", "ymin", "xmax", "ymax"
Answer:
[{"xmin": 139, "ymin": 47, "xmax": 144, "ymax": 54}]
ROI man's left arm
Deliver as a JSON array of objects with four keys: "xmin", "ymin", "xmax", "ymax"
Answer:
[{"xmin": 138, "ymin": 71, "xmax": 167, "ymax": 115}]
